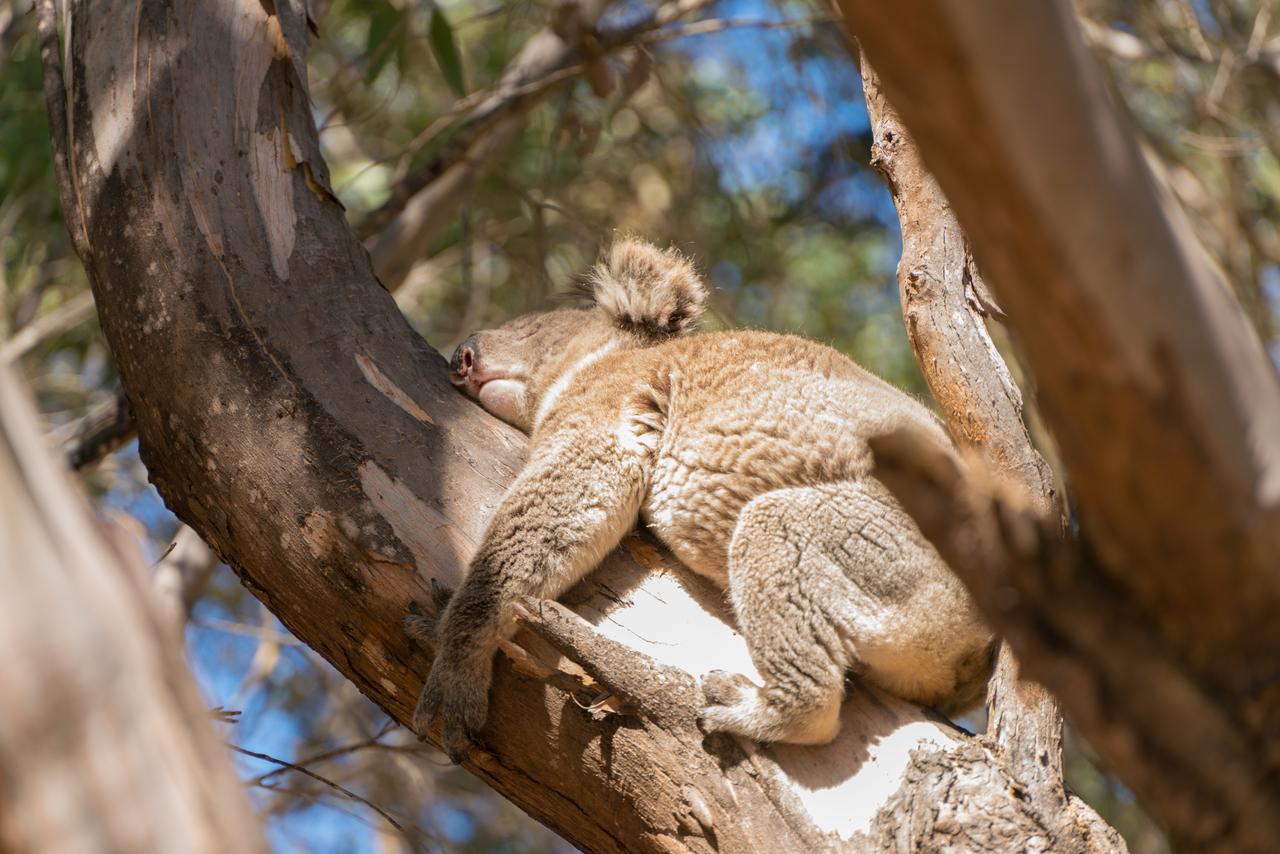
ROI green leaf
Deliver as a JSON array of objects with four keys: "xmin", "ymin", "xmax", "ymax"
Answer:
[
  {"xmin": 429, "ymin": 8, "xmax": 466, "ymax": 97},
  {"xmin": 364, "ymin": 0, "xmax": 402, "ymax": 84}
]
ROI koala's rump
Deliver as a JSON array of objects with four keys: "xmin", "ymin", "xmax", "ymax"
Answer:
[{"xmin": 637, "ymin": 330, "xmax": 944, "ymax": 584}]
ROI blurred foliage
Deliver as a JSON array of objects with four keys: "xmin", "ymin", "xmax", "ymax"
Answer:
[
  {"xmin": 5, "ymin": 0, "xmax": 1278, "ymax": 850},
  {"xmin": 313, "ymin": 0, "xmax": 921, "ymax": 389},
  {"xmin": 1078, "ymin": 0, "xmax": 1280, "ymax": 359}
]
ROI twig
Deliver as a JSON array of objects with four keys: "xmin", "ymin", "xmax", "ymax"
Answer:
[
  {"xmin": 1176, "ymin": 0, "xmax": 1216, "ymax": 61},
  {"xmin": 635, "ymin": 15, "xmax": 830, "ymax": 45},
  {"xmin": 1, "ymin": 289, "xmax": 96, "ymax": 361},
  {"xmin": 55, "ymin": 391, "xmax": 135, "ymax": 470},
  {"xmin": 1080, "ymin": 18, "xmax": 1153, "ymax": 61},
  {"xmin": 152, "ymin": 525, "xmax": 220, "ymax": 632},
  {"xmin": 228, "ymin": 743, "xmax": 405, "ymax": 833},
  {"xmin": 35, "ymin": 0, "xmax": 91, "ymax": 262},
  {"xmin": 354, "ymin": 0, "xmax": 717, "ymax": 240},
  {"xmin": 316, "ymin": 13, "xmax": 410, "ymax": 132},
  {"xmin": 252, "ymin": 720, "xmax": 397, "ymax": 786}
]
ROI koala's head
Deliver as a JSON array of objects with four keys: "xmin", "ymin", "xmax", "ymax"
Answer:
[{"xmin": 449, "ymin": 237, "xmax": 707, "ymax": 432}]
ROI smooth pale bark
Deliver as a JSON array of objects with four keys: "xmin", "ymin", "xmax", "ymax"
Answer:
[
  {"xmin": 839, "ymin": 1, "xmax": 1280, "ymax": 849},
  {"xmin": 48, "ymin": 0, "xmax": 1076, "ymax": 849},
  {"xmin": 0, "ymin": 362, "xmax": 264, "ymax": 853}
]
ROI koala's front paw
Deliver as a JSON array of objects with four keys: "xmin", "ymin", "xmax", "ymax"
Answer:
[
  {"xmin": 413, "ymin": 656, "xmax": 490, "ymax": 763},
  {"xmin": 697, "ymin": 670, "xmax": 757, "ymax": 735}
]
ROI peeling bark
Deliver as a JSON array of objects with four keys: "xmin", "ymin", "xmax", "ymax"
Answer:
[
  {"xmin": 47, "ymin": 0, "xmax": 1096, "ymax": 849},
  {"xmin": 840, "ymin": 1, "xmax": 1280, "ymax": 849}
]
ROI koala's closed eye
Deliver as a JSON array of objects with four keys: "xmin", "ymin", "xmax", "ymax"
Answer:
[{"xmin": 413, "ymin": 236, "xmax": 994, "ymax": 756}]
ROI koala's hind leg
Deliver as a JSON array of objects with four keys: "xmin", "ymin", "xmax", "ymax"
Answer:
[{"xmin": 699, "ymin": 486, "xmax": 857, "ymax": 746}]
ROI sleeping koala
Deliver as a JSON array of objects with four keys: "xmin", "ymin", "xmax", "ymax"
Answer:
[{"xmin": 412, "ymin": 237, "xmax": 995, "ymax": 759}]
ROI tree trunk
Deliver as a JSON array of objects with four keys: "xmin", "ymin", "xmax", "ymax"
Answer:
[
  {"xmin": 838, "ymin": 2, "xmax": 1280, "ymax": 850},
  {"xmin": 46, "ymin": 0, "xmax": 1105, "ymax": 849},
  {"xmin": 0, "ymin": 361, "xmax": 265, "ymax": 853}
]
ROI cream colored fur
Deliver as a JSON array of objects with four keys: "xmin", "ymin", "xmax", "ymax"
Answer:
[{"xmin": 412, "ymin": 238, "xmax": 995, "ymax": 759}]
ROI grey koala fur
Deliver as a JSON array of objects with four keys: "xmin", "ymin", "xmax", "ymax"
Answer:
[{"xmin": 411, "ymin": 237, "xmax": 995, "ymax": 760}]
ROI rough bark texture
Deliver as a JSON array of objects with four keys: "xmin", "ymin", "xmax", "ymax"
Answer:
[
  {"xmin": 0, "ymin": 363, "xmax": 264, "ymax": 853},
  {"xmin": 45, "ymin": 0, "xmax": 1083, "ymax": 849},
  {"xmin": 839, "ymin": 1, "xmax": 1280, "ymax": 850},
  {"xmin": 858, "ymin": 53, "xmax": 1122, "ymax": 854}
]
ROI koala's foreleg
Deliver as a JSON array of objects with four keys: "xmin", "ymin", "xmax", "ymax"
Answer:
[{"xmin": 413, "ymin": 433, "xmax": 646, "ymax": 760}]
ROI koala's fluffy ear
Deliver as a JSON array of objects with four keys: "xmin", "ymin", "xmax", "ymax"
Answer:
[{"xmin": 589, "ymin": 238, "xmax": 708, "ymax": 337}]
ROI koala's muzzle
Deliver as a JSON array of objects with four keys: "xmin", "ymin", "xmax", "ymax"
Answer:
[{"xmin": 450, "ymin": 335, "xmax": 478, "ymax": 381}]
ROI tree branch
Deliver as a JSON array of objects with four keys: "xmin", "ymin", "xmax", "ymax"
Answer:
[
  {"xmin": 55, "ymin": 390, "xmax": 135, "ymax": 470},
  {"xmin": 359, "ymin": 0, "xmax": 717, "ymax": 289},
  {"xmin": 839, "ymin": 1, "xmax": 1280, "ymax": 848},
  {"xmin": 229, "ymin": 743, "xmax": 407, "ymax": 835},
  {"xmin": 0, "ymin": 359, "xmax": 263, "ymax": 851},
  {"xmin": 856, "ymin": 49, "xmax": 1121, "ymax": 853},
  {"xmin": 0, "ymin": 289, "xmax": 96, "ymax": 362},
  {"xmin": 869, "ymin": 426, "xmax": 1277, "ymax": 851}
]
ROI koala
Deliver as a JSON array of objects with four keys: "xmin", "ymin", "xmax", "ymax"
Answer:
[{"xmin": 412, "ymin": 237, "xmax": 995, "ymax": 759}]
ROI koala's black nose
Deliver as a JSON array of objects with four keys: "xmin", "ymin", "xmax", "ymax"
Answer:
[{"xmin": 451, "ymin": 335, "xmax": 479, "ymax": 375}]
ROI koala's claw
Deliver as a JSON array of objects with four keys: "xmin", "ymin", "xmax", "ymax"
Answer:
[
  {"xmin": 412, "ymin": 661, "xmax": 490, "ymax": 764},
  {"xmin": 701, "ymin": 670, "xmax": 753, "ymax": 706},
  {"xmin": 405, "ymin": 580, "xmax": 457, "ymax": 647},
  {"xmin": 430, "ymin": 578, "xmax": 455, "ymax": 613}
]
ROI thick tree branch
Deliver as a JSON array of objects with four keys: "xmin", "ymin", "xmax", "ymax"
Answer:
[
  {"xmin": 869, "ymin": 427, "xmax": 1279, "ymax": 851},
  {"xmin": 48, "ymin": 0, "xmax": 1084, "ymax": 848},
  {"xmin": 857, "ymin": 52, "xmax": 1121, "ymax": 853},
  {"xmin": 0, "ymin": 361, "xmax": 263, "ymax": 852},
  {"xmin": 839, "ymin": 1, "xmax": 1280, "ymax": 848},
  {"xmin": 55, "ymin": 0, "xmax": 702, "ymax": 465}
]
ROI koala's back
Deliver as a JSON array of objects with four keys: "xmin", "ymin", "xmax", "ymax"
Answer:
[{"xmin": 617, "ymin": 330, "xmax": 948, "ymax": 581}]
